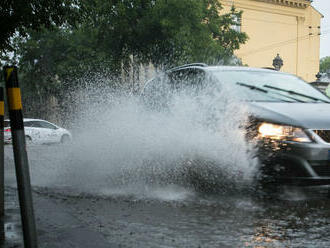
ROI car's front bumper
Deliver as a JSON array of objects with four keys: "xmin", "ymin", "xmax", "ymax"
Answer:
[{"xmin": 258, "ymin": 139, "xmax": 330, "ymax": 186}]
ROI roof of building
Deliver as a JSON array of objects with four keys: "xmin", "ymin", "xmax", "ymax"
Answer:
[{"xmin": 253, "ymin": 0, "xmax": 312, "ymax": 9}]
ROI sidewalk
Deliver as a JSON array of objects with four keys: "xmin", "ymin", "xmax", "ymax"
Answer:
[{"xmin": 3, "ymin": 187, "xmax": 118, "ymax": 248}]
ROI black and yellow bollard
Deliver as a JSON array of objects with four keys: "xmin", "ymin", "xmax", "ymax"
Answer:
[
  {"xmin": 0, "ymin": 87, "xmax": 4, "ymax": 244},
  {"xmin": 3, "ymin": 66, "xmax": 38, "ymax": 248}
]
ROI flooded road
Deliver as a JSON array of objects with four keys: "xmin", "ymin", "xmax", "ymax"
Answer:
[
  {"xmin": 4, "ymin": 145, "xmax": 330, "ymax": 247},
  {"xmin": 49, "ymin": 192, "xmax": 330, "ymax": 248}
]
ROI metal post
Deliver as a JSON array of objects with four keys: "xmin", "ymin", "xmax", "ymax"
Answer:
[
  {"xmin": 3, "ymin": 66, "xmax": 38, "ymax": 248},
  {"xmin": 0, "ymin": 87, "xmax": 4, "ymax": 244}
]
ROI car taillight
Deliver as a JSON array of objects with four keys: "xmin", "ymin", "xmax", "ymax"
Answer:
[{"xmin": 4, "ymin": 128, "xmax": 11, "ymax": 132}]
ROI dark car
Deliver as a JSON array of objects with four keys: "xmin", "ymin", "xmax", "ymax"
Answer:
[{"xmin": 141, "ymin": 63, "xmax": 330, "ymax": 188}]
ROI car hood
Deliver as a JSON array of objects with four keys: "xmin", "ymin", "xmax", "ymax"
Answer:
[{"xmin": 248, "ymin": 102, "xmax": 330, "ymax": 129}]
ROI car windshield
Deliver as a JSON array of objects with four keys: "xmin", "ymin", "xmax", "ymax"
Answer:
[{"xmin": 213, "ymin": 70, "xmax": 330, "ymax": 103}]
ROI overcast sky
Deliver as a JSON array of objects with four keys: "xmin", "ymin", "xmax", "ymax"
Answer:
[{"xmin": 312, "ymin": 1, "xmax": 330, "ymax": 58}]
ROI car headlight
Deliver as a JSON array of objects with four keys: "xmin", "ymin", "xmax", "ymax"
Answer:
[{"xmin": 258, "ymin": 122, "xmax": 311, "ymax": 143}]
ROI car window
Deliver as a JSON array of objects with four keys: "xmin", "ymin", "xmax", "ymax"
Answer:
[
  {"xmin": 142, "ymin": 76, "xmax": 164, "ymax": 98},
  {"xmin": 168, "ymin": 68, "xmax": 206, "ymax": 92},
  {"xmin": 29, "ymin": 121, "xmax": 42, "ymax": 128},
  {"xmin": 142, "ymin": 68, "xmax": 207, "ymax": 110},
  {"xmin": 141, "ymin": 75, "xmax": 172, "ymax": 110},
  {"xmin": 38, "ymin": 121, "xmax": 57, "ymax": 129},
  {"xmin": 24, "ymin": 121, "xmax": 34, "ymax": 127}
]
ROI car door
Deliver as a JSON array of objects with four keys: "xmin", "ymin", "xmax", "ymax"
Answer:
[
  {"xmin": 23, "ymin": 121, "xmax": 35, "ymax": 140},
  {"xmin": 37, "ymin": 121, "xmax": 60, "ymax": 143}
]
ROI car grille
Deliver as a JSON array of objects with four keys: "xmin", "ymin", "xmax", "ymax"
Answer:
[
  {"xmin": 314, "ymin": 130, "xmax": 330, "ymax": 143},
  {"xmin": 310, "ymin": 161, "xmax": 330, "ymax": 177}
]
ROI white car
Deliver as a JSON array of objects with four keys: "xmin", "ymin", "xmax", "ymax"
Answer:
[{"xmin": 4, "ymin": 118, "xmax": 72, "ymax": 144}]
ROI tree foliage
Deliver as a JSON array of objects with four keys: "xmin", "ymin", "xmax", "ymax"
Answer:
[
  {"xmin": 16, "ymin": 0, "xmax": 247, "ymax": 84},
  {"xmin": 320, "ymin": 56, "xmax": 330, "ymax": 73},
  {"xmin": 81, "ymin": 0, "xmax": 247, "ymax": 68},
  {"xmin": 7, "ymin": 0, "xmax": 248, "ymax": 120},
  {"xmin": 0, "ymin": 0, "xmax": 79, "ymax": 54}
]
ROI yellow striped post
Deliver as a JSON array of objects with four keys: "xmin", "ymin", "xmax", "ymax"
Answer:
[{"xmin": 3, "ymin": 66, "xmax": 38, "ymax": 248}]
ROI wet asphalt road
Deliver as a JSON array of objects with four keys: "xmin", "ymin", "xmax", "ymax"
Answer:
[{"xmin": 4, "ymin": 145, "xmax": 330, "ymax": 248}]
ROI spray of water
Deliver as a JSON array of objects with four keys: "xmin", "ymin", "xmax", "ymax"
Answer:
[{"xmin": 24, "ymin": 73, "xmax": 258, "ymax": 200}]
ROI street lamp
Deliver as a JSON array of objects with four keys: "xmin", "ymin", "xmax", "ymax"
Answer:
[{"xmin": 273, "ymin": 54, "xmax": 283, "ymax": 71}]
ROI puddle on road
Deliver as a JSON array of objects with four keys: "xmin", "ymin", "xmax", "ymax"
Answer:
[
  {"xmin": 31, "ymin": 184, "xmax": 330, "ymax": 248},
  {"xmin": 1, "ymin": 188, "xmax": 23, "ymax": 248}
]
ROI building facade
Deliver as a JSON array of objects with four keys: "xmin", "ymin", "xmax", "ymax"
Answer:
[{"xmin": 220, "ymin": 0, "xmax": 322, "ymax": 82}]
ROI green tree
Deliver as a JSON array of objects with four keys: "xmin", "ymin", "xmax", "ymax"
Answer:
[
  {"xmin": 17, "ymin": 0, "xmax": 248, "ymax": 86},
  {"xmin": 14, "ymin": 0, "xmax": 248, "ymax": 119},
  {"xmin": 0, "ymin": 0, "xmax": 80, "ymax": 57},
  {"xmin": 82, "ymin": 0, "xmax": 247, "ymax": 69},
  {"xmin": 17, "ymin": 26, "xmax": 116, "ymax": 118},
  {"xmin": 320, "ymin": 56, "xmax": 330, "ymax": 73}
]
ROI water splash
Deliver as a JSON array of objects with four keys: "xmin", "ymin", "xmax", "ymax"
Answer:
[{"xmin": 21, "ymin": 74, "xmax": 258, "ymax": 200}]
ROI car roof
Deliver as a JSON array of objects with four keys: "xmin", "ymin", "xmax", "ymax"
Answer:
[
  {"xmin": 23, "ymin": 118, "xmax": 45, "ymax": 122},
  {"xmin": 167, "ymin": 64, "xmax": 291, "ymax": 75},
  {"xmin": 5, "ymin": 118, "xmax": 48, "ymax": 122},
  {"xmin": 143, "ymin": 65, "xmax": 300, "ymax": 91}
]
